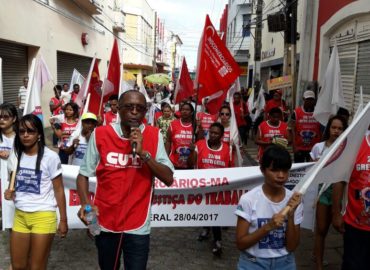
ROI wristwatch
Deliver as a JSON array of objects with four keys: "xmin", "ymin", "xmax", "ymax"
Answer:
[{"xmin": 141, "ymin": 151, "xmax": 151, "ymax": 163}]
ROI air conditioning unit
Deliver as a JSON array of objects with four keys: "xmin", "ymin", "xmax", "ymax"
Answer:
[{"xmin": 267, "ymin": 13, "xmax": 285, "ymax": 32}]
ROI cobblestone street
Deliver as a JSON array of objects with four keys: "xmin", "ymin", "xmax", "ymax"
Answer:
[{"xmin": 0, "ymin": 226, "xmax": 343, "ymax": 270}]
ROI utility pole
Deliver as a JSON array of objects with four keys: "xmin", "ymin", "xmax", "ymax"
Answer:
[
  {"xmin": 284, "ymin": 0, "xmax": 298, "ymax": 108},
  {"xmin": 153, "ymin": 11, "xmax": 157, "ymax": 74},
  {"xmin": 253, "ymin": 0, "xmax": 263, "ymax": 85}
]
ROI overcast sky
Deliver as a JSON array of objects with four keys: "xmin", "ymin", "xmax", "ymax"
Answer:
[{"xmin": 146, "ymin": 0, "xmax": 228, "ymax": 71}]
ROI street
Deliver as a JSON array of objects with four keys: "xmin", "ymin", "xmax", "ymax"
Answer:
[{"xmin": 0, "ymin": 226, "xmax": 343, "ymax": 269}]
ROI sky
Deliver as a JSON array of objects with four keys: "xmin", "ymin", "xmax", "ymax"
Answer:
[{"xmin": 146, "ymin": 0, "xmax": 228, "ymax": 71}]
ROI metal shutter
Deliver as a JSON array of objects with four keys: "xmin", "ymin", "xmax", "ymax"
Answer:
[
  {"xmin": 337, "ymin": 43, "xmax": 357, "ymax": 112},
  {"xmin": 0, "ymin": 40, "xmax": 28, "ymax": 104},
  {"xmin": 354, "ymin": 40, "xmax": 370, "ymax": 112},
  {"xmin": 57, "ymin": 51, "xmax": 92, "ymax": 85}
]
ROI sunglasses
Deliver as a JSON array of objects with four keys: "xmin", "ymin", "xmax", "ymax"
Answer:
[
  {"xmin": 119, "ymin": 104, "xmax": 147, "ymax": 113},
  {"xmin": 0, "ymin": 115, "xmax": 12, "ymax": 120},
  {"xmin": 19, "ymin": 128, "xmax": 38, "ymax": 135},
  {"xmin": 220, "ymin": 112, "xmax": 230, "ymax": 116}
]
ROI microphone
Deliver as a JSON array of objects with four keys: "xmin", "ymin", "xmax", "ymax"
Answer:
[
  {"xmin": 130, "ymin": 124, "xmax": 140, "ymax": 158},
  {"xmin": 132, "ymin": 141, "xmax": 137, "ymax": 158}
]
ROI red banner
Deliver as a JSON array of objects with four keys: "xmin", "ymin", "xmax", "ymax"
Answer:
[
  {"xmin": 86, "ymin": 60, "xmax": 102, "ymax": 116},
  {"xmin": 88, "ymin": 39, "xmax": 121, "ymax": 116},
  {"xmin": 195, "ymin": 15, "xmax": 241, "ymax": 102},
  {"xmin": 174, "ymin": 57, "xmax": 194, "ymax": 104}
]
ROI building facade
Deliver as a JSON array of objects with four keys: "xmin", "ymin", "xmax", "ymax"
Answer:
[
  {"xmin": 248, "ymin": 0, "xmax": 305, "ymax": 94},
  {"xmin": 226, "ymin": 0, "xmax": 252, "ymax": 87},
  {"xmin": 0, "ymin": 0, "xmax": 125, "ymax": 122},
  {"xmin": 310, "ymin": 0, "xmax": 370, "ymax": 114},
  {"xmin": 121, "ymin": 0, "xmax": 156, "ymax": 85}
]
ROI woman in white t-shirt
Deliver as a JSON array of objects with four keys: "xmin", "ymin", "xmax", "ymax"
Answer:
[
  {"xmin": 235, "ymin": 145, "xmax": 303, "ymax": 270},
  {"xmin": 4, "ymin": 114, "xmax": 68, "ymax": 269},
  {"xmin": 64, "ymin": 112, "xmax": 98, "ymax": 166},
  {"xmin": 311, "ymin": 115, "xmax": 347, "ymax": 270},
  {"xmin": 0, "ymin": 102, "xmax": 18, "ymax": 159}
]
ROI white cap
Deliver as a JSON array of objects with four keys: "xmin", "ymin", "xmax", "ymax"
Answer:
[{"xmin": 303, "ymin": 90, "xmax": 315, "ymax": 99}]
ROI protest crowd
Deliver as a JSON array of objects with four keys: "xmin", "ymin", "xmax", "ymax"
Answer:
[{"xmin": 0, "ymin": 17, "xmax": 369, "ymax": 270}]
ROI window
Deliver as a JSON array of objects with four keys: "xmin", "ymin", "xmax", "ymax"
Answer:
[{"xmin": 242, "ymin": 14, "xmax": 251, "ymax": 37}]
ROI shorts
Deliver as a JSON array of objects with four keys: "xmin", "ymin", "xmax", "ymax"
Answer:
[
  {"xmin": 319, "ymin": 185, "xmax": 333, "ymax": 206},
  {"xmin": 238, "ymin": 252, "xmax": 296, "ymax": 270},
  {"xmin": 13, "ymin": 209, "xmax": 57, "ymax": 234}
]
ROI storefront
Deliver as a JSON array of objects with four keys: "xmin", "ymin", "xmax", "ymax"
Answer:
[{"xmin": 0, "ymin": 40, "xmax": 28, "ymax": 104}]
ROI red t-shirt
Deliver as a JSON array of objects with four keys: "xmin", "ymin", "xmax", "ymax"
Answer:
[
  {"xmin": 169, "ymin": 119, "xmax": 193, "ymax": 168},
  {"xmin": 59, "ymin": 121, "xmax": 78, "ymax": 148},
  {"xmin": 104, "ymin": 111, "xmax": 118, "ymax": 125},
  {"xmin": 233, "ymin": 102, "xmax": 248, "ymax": 127},
  {"xmin": 195, "ymin": 139, "xmax": 232, "ymax": 169},
  {"xmin": 257, "ymin": 120, "xmax": 288, "ymax": 160},
  {"xmin": 154, "ymin": 111, "xmax": 163, "ymax": 123},
  {"xmin": 293, "ymin": 107, "xmax": 321, "ymax": 151},
  {"xmin": 343, "ymin": 135, "xmax": 370, "ymax": 231},
  {"xmin": 50, "ymin": 97, "xmax": 64, "ymax": 116},
  {"xmin": 196, "ymin": 112, "xmax": 218, "ymax": 136},
  {"xmin": 71, "ymin": 92, "xmax": 78, "ymax": 103}
]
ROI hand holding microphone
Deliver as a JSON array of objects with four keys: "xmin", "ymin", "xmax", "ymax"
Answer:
[{"xmin": 129, "ymin": 124, "xmax": 142, "ymax": 158}]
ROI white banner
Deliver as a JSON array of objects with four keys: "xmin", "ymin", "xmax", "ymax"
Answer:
[{"xmin": 2, "ymin": 163, "xmax": 318, "ymax": 230}]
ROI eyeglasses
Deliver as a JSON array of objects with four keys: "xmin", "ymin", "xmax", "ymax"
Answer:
[
  {"xmin": 220, "ymin": 112, "xmax": 230, "ymax": 116},
  {"xmin": 0, "ymin": 115, "xmax": 12, "ymax": 120},
  {"xmin": 19, "ymin": 128, "xmax": 38, "ymax": 135},
  {"xmin": 119, "ymin": 104, "xmax": 147, "ymax": 113}
]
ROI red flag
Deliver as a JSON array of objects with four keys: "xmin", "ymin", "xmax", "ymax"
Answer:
[
  {"xmin": 174, "ymin": 57, "xmax": 194, "ymax": 104},
  {"xmin": 86, "ymin": 60, "xmax": 102, "ymax": 116},
  {"xmin": 195, "ymin": 15, "xmax": 241, "ymax": 102},
  {"xmin": 98, "ymin": 39, "xmax": 121, "ymax": 115},
  {"xmin": 204, "ymin": 90, "xmax": 228, "ymax": 115}
]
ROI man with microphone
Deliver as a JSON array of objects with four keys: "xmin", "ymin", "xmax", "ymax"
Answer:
[{"xmin": 76, "ymin": 90, "xmax": 174, "ymax": 270}]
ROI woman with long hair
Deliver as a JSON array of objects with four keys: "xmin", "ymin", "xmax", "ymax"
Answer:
[
  {"xmin": 0, "ymin": 102, "xmax": 18, "ymax": 159},
  {"xmin": 52, "ymin": 102, "xmax": 79, "ymax": 164},
  {"xmin": 4, "ymin": 114, "xmax": 68, "ymax": 270},
  {"xmin": 311, "ymin": 115, "xmax": 348, "ymax": 270}
]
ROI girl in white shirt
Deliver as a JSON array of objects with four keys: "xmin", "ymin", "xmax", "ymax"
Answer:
[
  {"xmin": 0, "ymin": 102, "xmax": 18, "ymax": 159},
  {"xmin": 235, "ymin": 145, "xmax": 303, "ymax": 270},
  {"xmin": 4, "ymin": 114, "xmax": 68, "ymax": 270}
]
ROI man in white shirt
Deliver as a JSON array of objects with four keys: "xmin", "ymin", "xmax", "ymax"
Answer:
[{"xmin": 17, "ymin": 77, "xmax": 28, "ymax": 115}]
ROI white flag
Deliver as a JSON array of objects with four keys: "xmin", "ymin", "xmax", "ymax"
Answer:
[
  {"xmin": 68, "ymin": 69, "xmax": 85, "ymax": 93},
  {"xmin": 227, "ymin": 79, "xmax": 243, "ymax": 167},
  {"xmin": 253, "ymin": 87, "xmax": 266, "ymax": 122},
  {"xmin": 247, "ymin": 88, "xmax": 255, "ymax": 113},
  {"xmin": 139, "ymin": 80, "xmax": 151, "ymax": 103},
  {"xmin": 0, "ymin": 58, "xmax": 3, "ymax": 104},
  {"xmin": 75, "ymin": 56, "xmax": 96, "ymax": 110},
  {"xmin": 313, "ymin": 44, "xmax": 346, "ymax": 125},
  {"xmin": 294, "ymin": 101, "xmax": 370, "ymax": 194},
  {"xmin": 23, "ymin": 55, "xmax": 53, "ymax": 121}
]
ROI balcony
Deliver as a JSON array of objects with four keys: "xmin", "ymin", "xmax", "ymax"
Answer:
[{"xmin": 74, "ymin": 0, "xmax": 103, "ymax": 15}]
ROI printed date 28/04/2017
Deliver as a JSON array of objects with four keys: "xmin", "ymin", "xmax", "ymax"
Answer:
[{"xmin": 174, "ymin": 213, "xmax": 219, "ymax": 221}]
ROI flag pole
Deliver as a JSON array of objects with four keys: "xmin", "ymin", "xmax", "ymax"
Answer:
[
  {"xmin": 98, "ymin": 74, "xmax": 107, "ymax": 116},
  {"xmin": 192, "ymin": 83, "xmax": 200, "ymax": 142}
]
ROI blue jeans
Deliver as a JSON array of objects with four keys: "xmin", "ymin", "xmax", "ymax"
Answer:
[
  {"xmin": 95, "ymin": 232, "xmax": 150, "ymax": 270},
  {"xmin": 237, "ymin": 252, "xmax": 296, "ymax": 270}
]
